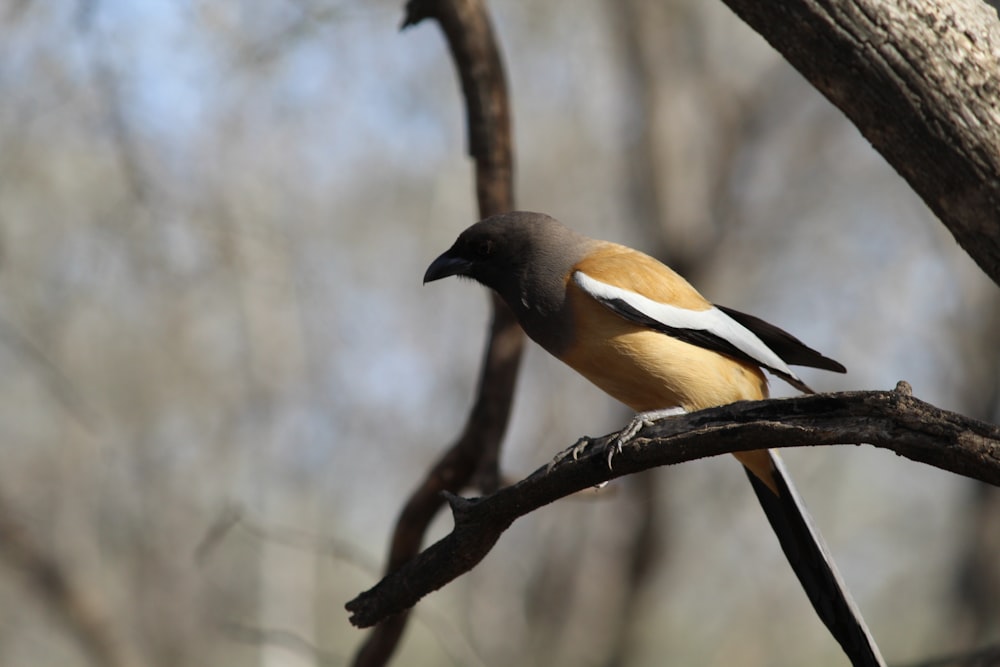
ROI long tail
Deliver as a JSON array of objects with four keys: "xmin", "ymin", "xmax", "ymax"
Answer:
[{"xmin": 743, "ymin": 450, "xmax": 885, "ymax": 667}]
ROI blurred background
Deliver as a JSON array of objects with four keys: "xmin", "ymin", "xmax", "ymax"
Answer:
[{"xmin": 0, "ymin": 1, "xmax": 998, "ymax": 666}]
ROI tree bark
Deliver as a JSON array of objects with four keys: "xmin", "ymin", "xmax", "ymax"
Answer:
[{"xmin": 720, "ymin": 0, "xmax": 1000, "ymax": 285}]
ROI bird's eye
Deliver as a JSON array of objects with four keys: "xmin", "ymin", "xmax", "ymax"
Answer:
[{"xmin": 475, "ymin": 239, "xmax": 494, "ymax": 258}]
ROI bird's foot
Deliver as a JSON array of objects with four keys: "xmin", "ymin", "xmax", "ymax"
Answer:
[
  {"xmin": 547, "ymin": 436, "xmax": 593, "ymax": 472},
  {"xmin": 606, "ymin": 407, "xmax": 687, "ymax": 469}
]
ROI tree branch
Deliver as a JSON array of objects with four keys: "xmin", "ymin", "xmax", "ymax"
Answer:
[
  {"xmin": 349, "ymin": 1, "xmax": 519, "ymax": 665},
  {"xmin": 718, "ymin": 0, "xmax": 1000, "ymax": 285},
  {"xmin": 347, "ymin": 383, "xmax": 1000, "ymax": 628}
]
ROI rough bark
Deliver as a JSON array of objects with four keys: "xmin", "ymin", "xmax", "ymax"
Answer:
[{"xmin": 720, "ymin": 0, "xmax": 1000, "ymax": 285}]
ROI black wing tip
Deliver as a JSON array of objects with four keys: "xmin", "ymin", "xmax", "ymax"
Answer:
[
  {"xmin": 825, "ymin": 358, "xmax": 848, "ymax": 374},
  {"xmin": 801, "ymin": 354, "xmax": 847, "ymax": 375},
  {"xmin": 715, "ymin": 305, "xmax": 848, "ymax": 374}
]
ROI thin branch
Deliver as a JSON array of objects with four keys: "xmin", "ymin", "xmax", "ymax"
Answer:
[
  {"xmin": 0, "ymin": 312, "xmax": 100, "ymax": 433},
  {"xmin": 197, "ymin": 508, "xmax": 487, "ymax": 667},
  {"xmin": 349, "ymin": 1, "xmax": 519, "ymax": 665},
  {"xmin": 347, "ymin": 383, "xmax": 1000, "ymax": 628}
]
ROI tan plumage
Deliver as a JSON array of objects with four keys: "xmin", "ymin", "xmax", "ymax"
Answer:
[
  {"xmin": 571, "ymin": 241, "xmax": 713, "ymax": 312},
  {"xmin": 562, "ymin": 275, "xmax": 766, "ymax": 408},
  {"xmin": 566, "ymin": 239, "xmax": 776, "ymax": 484}
]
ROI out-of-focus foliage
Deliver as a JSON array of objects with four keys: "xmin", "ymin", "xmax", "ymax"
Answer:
[{"xmin": 0, "ymin": 1, "xmax": 996, "ymax": 666}]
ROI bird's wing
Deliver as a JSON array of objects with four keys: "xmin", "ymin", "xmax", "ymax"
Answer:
[{"xmin": 572, "ymin": 267, "xmax": 812, "ymax": 392}]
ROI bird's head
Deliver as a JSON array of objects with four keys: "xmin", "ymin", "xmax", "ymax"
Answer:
[{"xmin": 424, "ymin": 211, "xmax": 582, "ymax": 299}]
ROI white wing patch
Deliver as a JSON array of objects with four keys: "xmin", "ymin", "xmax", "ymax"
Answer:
[{"xmin": 573, "ymin": 270, "xmax": 801, "ymax": 382}]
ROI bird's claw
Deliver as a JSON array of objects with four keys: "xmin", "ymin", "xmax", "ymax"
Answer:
[
  {"xmin": 605, "ymin": 407, "xmax": 687, "ymax": 469},
  {"xmin": 547, "ymin": 436, "xmax": 592, "ymax": 472},
  {"xmin": 605, "ymin": 416, "xmax": 647, "ymax": 469}
]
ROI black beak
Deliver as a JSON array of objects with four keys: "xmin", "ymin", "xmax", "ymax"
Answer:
[{"xmin": 423, "ymin": 251, "xmax": 471, "ymax": 283}]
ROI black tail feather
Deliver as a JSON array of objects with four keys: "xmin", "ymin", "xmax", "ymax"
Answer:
[{"xmin": 745, "ymin": 452, "xmax": 884, "ymax": 667}]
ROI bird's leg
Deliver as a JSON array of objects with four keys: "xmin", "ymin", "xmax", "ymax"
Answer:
[{"xmin": 607, "ymin": 407, "xmax": 687, "ymax": 468}]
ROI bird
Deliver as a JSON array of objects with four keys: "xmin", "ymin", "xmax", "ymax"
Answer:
[{"xmin": 424, "ymin": 211, "xmax": 885, "ymax": 667}]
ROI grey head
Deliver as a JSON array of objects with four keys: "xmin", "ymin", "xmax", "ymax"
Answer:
[{"xmin": 424, "ymin": 211, "xmax": 595, "ymax": 350}]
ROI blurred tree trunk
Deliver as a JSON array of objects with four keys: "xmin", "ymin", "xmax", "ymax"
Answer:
[
  {"xmin": 0, "ymin": 490, "xmax": 142, "ymax": 667},
  {"xmin": 953, "ymin": 482, "xmax": 1000, "ymax": 644},
  {"xmin": 951, "ymin": 304, "xmax": 1000, "ymax": 645}
]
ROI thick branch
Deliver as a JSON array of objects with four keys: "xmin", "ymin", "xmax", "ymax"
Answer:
[
  {"xmin": 719, "ymin": 0, "xmax": 1000, "ymax": 285},
  {"xmin": 347, "ymin": 385, "xmax": 1000, "ymax": 628}
]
